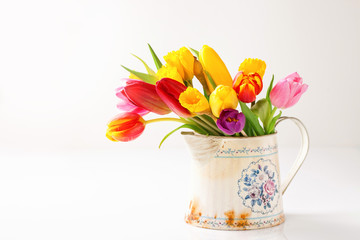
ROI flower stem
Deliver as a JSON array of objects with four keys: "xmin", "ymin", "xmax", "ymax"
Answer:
[
  {"xmin": 145, "ymin": 118, "xmax": 187, "ymax": 125},
  {"xmin": 191, "ymin": 117, "xmax": 220, "ymax": 136},
  {"xmin": 264, "ymin": 107, "xmax": 278, "ymax": 133},
  {"xmin": 197, "ymin": 115, "xmax": 224, "ymax": 135},
  {"xmin": 240, "ymin": 130, "xmax": 248, "ymax": 137},
  {"xmin": 186, "ymin": 118, "xmax": 209, "ymax": 134}
]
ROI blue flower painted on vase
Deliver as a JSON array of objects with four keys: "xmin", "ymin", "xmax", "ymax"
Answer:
[{"xmin": 238, "ymin": 158, "xmax": 280, "ymax": 214}]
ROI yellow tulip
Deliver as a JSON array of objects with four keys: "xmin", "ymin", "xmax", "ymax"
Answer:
[
  {"xmin": 164, "ymin": 47, "xmax": 194, "ymax": 82},
  {"xmin": 199, "ymin": 45, "xmax": 233, "ymax": 92},
  {"xmin": 156, "ymin": 65, "xmax": 183, "ymax": 84},
  {"xmin": 179, "ymin": 87, "xmax": 210, "ymax": 113},
  {"xmin": 209, "ymin": 85, "xmax": 238, "ymax": 118}
]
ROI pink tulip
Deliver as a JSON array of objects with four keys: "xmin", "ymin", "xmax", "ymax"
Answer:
[
  {"xmin": 116, "ymin": 79, "xmax": 171, "ymax": 115},
  {"xmin": 116, "ymin": 80, "xmax": 149, "ymax": 116},
  {"xmin": 270, "ymin": 72, "xmax": 308, "ymax": 109}
]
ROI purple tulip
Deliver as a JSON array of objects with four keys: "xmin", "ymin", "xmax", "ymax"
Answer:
[
  {"xmin": 216, "ymin": 109, "xmax": 246, "ymax": 135},
  {"xmin": 270, "ymin": 72, "xmax": 308, "ymax": 109}
]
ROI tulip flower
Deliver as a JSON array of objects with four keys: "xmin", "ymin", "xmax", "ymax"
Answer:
[
  {"xmin": 156, "ymin": 78, "xmax": 192, "ymax": 118},
  {"xmin": 199, "ymin": 45, "xmax": 233, "ymax": 92},
  {"xmin": 116, "ymin": 79, "xmax": 149, "ymax": 116},
  {"xmin": 164, "ymin": 47, "xmax": 194, "ymax": 83},
  {"xmin": 216, "ymin": 109, "xmax": 246, "ymax": 135},
  {"xmin": 270, "ymin": 72, "xmax": 308, "ymax": 109},
  {"xmin": 233, "ymin": 58, "xmax": 266, "ymax": 103},
  {"xmin": 179, "ymin": 87, "xmax": 210, "ymax": 114},
  {"xmin": 117, "ymin": 79, "xmax": 171, "ymax": 115},
  {"xmin": 106, "ymin": 112, "xmax": 146, "ymax": 142},
  {"xmin": 209, "ymin": 85, "xmax": 238, "ymax": 118}
]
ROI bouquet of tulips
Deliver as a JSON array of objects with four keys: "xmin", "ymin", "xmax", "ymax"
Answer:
[{"xmin": 106, "ymin": 45, "xmax": 308, "ymax": 147}]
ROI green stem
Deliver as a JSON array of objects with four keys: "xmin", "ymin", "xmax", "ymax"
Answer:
[
  {"xmin": 264, "ymin": 107, "xmax": 277, "ymax": 133},
  {"xmin": 190, "ymin": 117, "xmax": 220, "ymax": 136},
  {"xmin": 145, "ymin": 118, "xmax": 187, "ymax": 125},
  {"xmin": 186, "ymin": 118, "xmax": 209, "ymax": 134},
  {"xmin": 197, "ymin": 115, "xmax": 224, "ymax": 135}
]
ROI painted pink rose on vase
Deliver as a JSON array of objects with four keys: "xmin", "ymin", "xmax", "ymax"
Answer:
[{"xmin": 264, "ymin": 179, "xmax": 276, "ymax": 196}]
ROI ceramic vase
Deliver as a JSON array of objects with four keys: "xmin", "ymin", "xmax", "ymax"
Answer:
[{"xmin": 183, "ymin": 117, "xmax": 309, "ymax": 230}]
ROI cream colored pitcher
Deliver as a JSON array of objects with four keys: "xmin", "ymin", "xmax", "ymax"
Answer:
[{"xmin": 183, "ymin": 117, "xmax": 309, "ymax": 230}]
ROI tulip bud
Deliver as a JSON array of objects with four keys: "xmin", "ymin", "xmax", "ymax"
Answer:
[
  {"xmin": 233, "ymin": 71, "xmax": 263, "ymax": 103},
  {"xmin": 216, "ymin": 109, "xmax": 246, "ymax": 135},
  {"xmin": 199, "ymin": 45, "xmax": 233, "ymax": 92},
  {"xmin": 270, "ymin": 72, "xmax": 308, "ymax": 109},
  {"xmin": 233, "ymin": 58, "xmax": 266, "ymax": 103},
  {"xmin": 209, "ymin": 85, "xmax": 238, "ymax": 118},
  {"xmin": 106, "ymin": 112, "xmax": 146, "ymax": 142}
]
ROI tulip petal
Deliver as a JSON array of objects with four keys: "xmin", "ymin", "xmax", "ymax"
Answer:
[
  {"xmin": 238, "ymin": 58, "xmax": 266, "ymax": 79},
  {"xmin": 270, "ymin": 80, "xmax": 291, "ymax": 108},
  {"xmin": 106, "ymin": 112, "xmax": 146, "ymax": 142},
  {"xmin": 115, "ymin": 87, "xmax": 149, "ymax": 115},
  {"xmin": 156, "ymin": 78, "xmax": 191, "ymax": 118},
  {"xmin": 285, "ymin": 72, "xmax": 302, "ymax": 83},
  {"xmin": 216, "ymin": 109, "xmax": 246, "ymax": 135},
  {"xmin": 111, "ymin": 122, "xmax": 145, "ymax": 142},
  {"xmin": 124, "ymin": 81, "xmax": 171, "ymax": 115},
  {"xmin": 199, "ymin": 45, "xmax": 233, "ymax": 92},
  {"xmin": 238, "ymin": 83, "xmax": 257, "ymax": 103},
  {"xmin": 285, "ymin": 83, "xmax": 308, "ymax": 108}
]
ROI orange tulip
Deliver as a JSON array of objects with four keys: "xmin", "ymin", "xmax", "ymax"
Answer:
[
  {"xmin": 106, "ymin": 113, "xmax": 145, "ymax": 142},
  {"xmin": 233, "ymin": 58, "xmax": 266, "ymax": 103}
]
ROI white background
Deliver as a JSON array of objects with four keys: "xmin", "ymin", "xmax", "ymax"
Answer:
[{"xmin": 0, "ymin": 0, "xmax": 359, "ymax": 239}]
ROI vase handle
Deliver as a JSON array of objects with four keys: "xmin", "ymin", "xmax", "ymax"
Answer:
[{"xmin": 275, "ymin": 117, "xmax": 309, "ymax": 195}]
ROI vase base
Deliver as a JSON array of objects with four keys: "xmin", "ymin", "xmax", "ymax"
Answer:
[{"xmin": 185, "ymin": 213, "xmax": 285, "ymax": 231}]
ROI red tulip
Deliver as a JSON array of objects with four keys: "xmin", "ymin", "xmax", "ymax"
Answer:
[
  {"xmin": 233, "ymin": 71, "xmax": 263, "ymax": 103},
  {"xmin": 155, "ymin": 78, "xmax": 191, "ymax": 118},
  {"xmin": 116, "ymin": 79, "xmax": 149, "ymax": 116},
  {"xmin": 106, "ymin": 112, "xmax": 145, "ymax": 142},
  {"xmin": 118, "ymin": 79, "xmax": 171, "ymax": 115}
]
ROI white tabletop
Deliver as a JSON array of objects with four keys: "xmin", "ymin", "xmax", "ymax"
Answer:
[{"xmin": 0, "ymin": 147, "xmax": 359, "ymax": 239}]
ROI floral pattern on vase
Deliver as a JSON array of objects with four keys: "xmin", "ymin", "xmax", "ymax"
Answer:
[{"xmin": 238, "ymin": 158, "xmax": 280, "ymax": 214}]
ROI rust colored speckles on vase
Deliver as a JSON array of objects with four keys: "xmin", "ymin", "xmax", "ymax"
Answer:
[
  {"xmin": 224, "ymin": 210, "xmax": 251, "ymax": 228},
  {"xmin": 185, "ymin": 200, "xmax": 202, "ymax": 223}
]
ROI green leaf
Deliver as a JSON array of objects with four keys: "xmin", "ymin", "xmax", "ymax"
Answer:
[
  {"xmin": 131, "ymin": 54, "xmax": 157, "ymax": 76},
  {"xmin": 266, "ymin": 74, "xmax": 275, "ymax": 106},
  {"xmin": 251, "ymin": 98, "xmax": 270, "ymax": 123},
  {"xmin": 203, "ymin": 88, "xmax": 209, "ymax": 101},
  {"xmin": 147, "ymin": 43, "xmax": 163, "ymax": 70},
  {"xmin": 189, "ymin": 47, "xmax": 199, "ymax": 58},
  {"xmin": 204, "ymin": 70, "xmax": 217, "ymax": 90},
  {"xmin": 243, "ymin": 120, "xmax": 253, "ymax": 137},
  {"xmin": 268, "ymin": 111, "xmax": 282, "ymax": 134},
  {"xmin": 200, "ymin": 114, "xmax": 217, "ymax": 126},
  {"xmin": 158, "ymin": 124, "xmax": 207, "ymax": 148},
  {"xmin": 121, "ymin": 65, "xmax": 158, "ymax": 84},
  {"xmin": 239, "ymin": 101, "xmax": 265, "ymax": 136}
]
